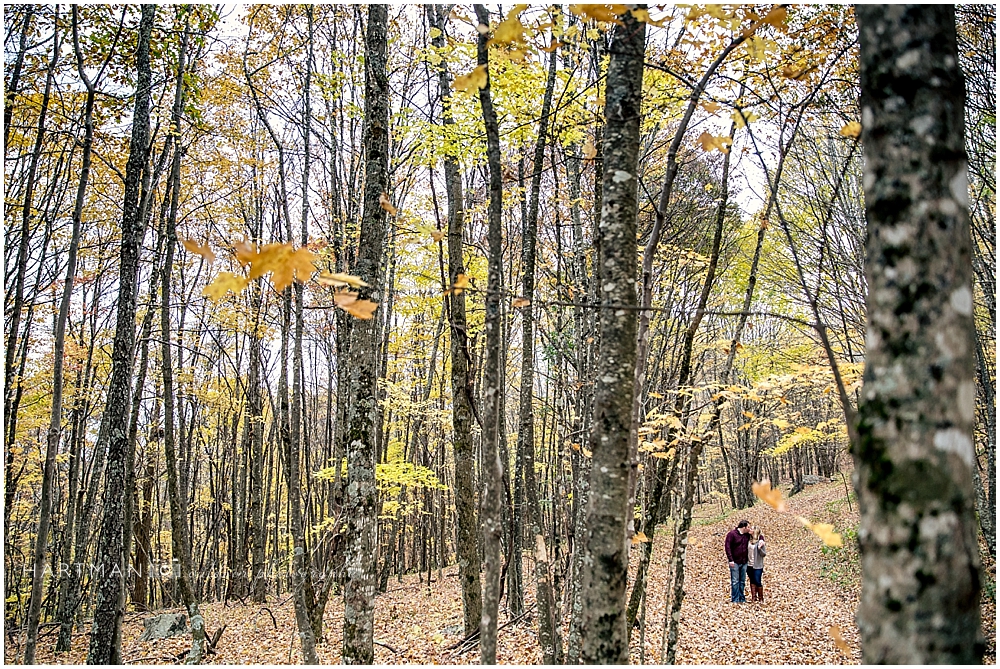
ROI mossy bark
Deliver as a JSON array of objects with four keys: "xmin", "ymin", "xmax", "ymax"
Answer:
[{"xmin": 854, "ymin": 5, "xmax": 984, "ymax": 662}]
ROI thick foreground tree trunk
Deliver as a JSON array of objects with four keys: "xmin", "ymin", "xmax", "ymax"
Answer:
[
  {"xmin": 578, "ymin": 7, "xmax": 645, "ymax": 664},
  {"xmin": 854, "ymin": 5, "xmax": 984, "ymax": 663}
]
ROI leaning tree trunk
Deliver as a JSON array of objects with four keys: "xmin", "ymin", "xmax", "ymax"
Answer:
[
  {"xmin": 578, "ymin": 7, "xmax": 645, "ymax": 665},
  {"xmin": 342, "ymin": 5, "xmax": 389, "ymax": 664},
  {"xmin": 854, "ymin": 5, "xmax": 984, "ymax": 663},
  {"xmin": 472, "ymin": 5, "xmax": 507, "ymax": 664},
  {"xmin": 86, "ymin": 6, "xmax": 154, "ymax": 664}
]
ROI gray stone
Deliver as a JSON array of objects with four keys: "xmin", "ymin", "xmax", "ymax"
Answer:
[{"xmin": 138, "ymin": 612, "xmax": 189, "ymax": 641}]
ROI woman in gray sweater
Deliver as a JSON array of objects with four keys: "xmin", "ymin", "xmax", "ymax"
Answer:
[{"xmin": 748, "ymin": 528, "xmax": 767, "ymax": 602}]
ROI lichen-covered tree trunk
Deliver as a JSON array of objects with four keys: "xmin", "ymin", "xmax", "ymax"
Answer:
[
  {"xmin": 854, "ymin": 5, "xmax": 984, "ymax": 663},
  {"xmin": 472, "ymin": 5, "xmax": 506, "ymax": 663},
  {"xmin": 86, "ymin": 6, "xmax": 154, "ymax": 664},
  {"xmin": 426, "ymin": 4, "xmax": 483, "ymax": 638},
  {"xmin": 342, "ymin": 5, "xmax": 388, "ymax": 664},
  {"xmin": 578, "ymin": 7, "xmax": 645, "ymax": 664}
]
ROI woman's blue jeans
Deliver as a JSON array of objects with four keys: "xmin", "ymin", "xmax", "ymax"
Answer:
[{"xmin": 730, "ymin": 563, "xmax": 748, "ymax": 602}]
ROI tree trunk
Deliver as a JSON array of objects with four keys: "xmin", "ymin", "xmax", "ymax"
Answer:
[
  {"xmin": 472, "ymin": 5, "xmax": 506, "ymax": 663},
  {"xmin": 578, "ymin": 8, "xmax": 645, "ymax": 664},
  {"xmin": 427, "ymin": 4, "xmax": 484, "ymax": 639},
  {"xmin": 342, "ymin": 5, "xmax": 388, "ymax": 664},
  {"xmin": 516, "ymin": 44, "xmax": 563, "ymax": 665},
  {"xmin": 86, "ymin": 6, "xmax": 154, "ymax": 664},
  {"xmin": 854, "ymin": 5, "xmax": 983, "ymax": 662}
]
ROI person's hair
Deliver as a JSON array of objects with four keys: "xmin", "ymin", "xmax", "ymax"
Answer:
[{"xmin": 737, "ymin": 519, "xmax": 750, "ymax": 528}]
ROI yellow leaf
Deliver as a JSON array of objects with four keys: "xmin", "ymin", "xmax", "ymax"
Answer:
[
  {"xmin": 451, "ymin": 273, "xmax": 470, "ymax": 296},
  {"xmin": 771, "ymin": 418, "xmax": 790, "ymax": 430},
  {"xmin": 630, "ymin": 7, "xmax": 667, "ymax": 26},
  {"xmin": 829, "ymin": 625, "xmax": 851, "ymax": 655},
  {"xmin": 569, "ymin": 5, "xmax": 627, "ymax": 24},
  {"xmin": 379, "ymin": 192, "xmax": 397, "ymax": 216},
  {"xmin": 742, "ymin": 411, "xmax": 755, "ymax": 419},
  {"xmin": 269, "ymin": 246, "xmax": 317, "ymax": 292},
  {"xmin": 732, "ymin": 109, "xmax": 759, "ymax": 128},
  {"xmin": 334, "ymin": 291, "xmax": 379, "ymax": 320},
  {"xmin": 582, "ymin": 138, "xmax": 597, "ymax": 160},
  {"xmin": 752, "ymin": 479, "xmax": 787, "ymax": 512},
  {"xmin": 631, "ymin": 531, "xmax": 650, "ymax": 545},
  {"xmin": 540, "ymin": 38, "xmax": 562, "ymax": 53},
  {"xmin": 181, "ymin": 238, "xmax": 215, "ymax": 264},
  {"xmin": 490, "ymin": 7, "xmax": 525, "ymax": 46},
  {"xmin": 316, "ymin": 271, "xmax": 369, "ymax": 288},
  {"xmin": 696, "ymin": 131, "xmax": 733, "ymax": 154},
  {"xmin": 428, "ymin": 27, "xmax": 442, "ymax": 39},
  {"xmin": 839, "ymin": 121, "xmax": 862, "ymax": 138},
  {"xmin": 512, "ymin": 297, "xmax": 531, "ymax": 308},
  {"xmin": 701, "ymin": 100, "xmax": 721, "ymax": 114},
  {"xmin": 430, "ymin": 230, "xmax": 445, "ymax": 242},
  {"xmin": 811, "ymin": 522, "xmax": 843, "ymax": 547},
  {"xmin": 761, "ymin": 5, "xmax": 787, "ymax": 31},
  {"xmin": 452, "ymin": 65, "xmax": 487, "ymax": 92},
  {"xmin": 203, "ymin": 272, "xmax": 249, "ymax": 302}
]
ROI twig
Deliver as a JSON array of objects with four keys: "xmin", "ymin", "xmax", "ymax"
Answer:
[
  {"xmin": 125, "ymin": 656, "xmax": 181, "ymax": 664},
  {"xmin": 374, "ymin": 639, "xmax": 400, "ymax": 654},
  {"xmin": 254, "ymin": 606, "xmax": 278, "ymax": 630},
  {"xmin": 449, "ymin": 603, "xmax": 537, "ymax": 657}
]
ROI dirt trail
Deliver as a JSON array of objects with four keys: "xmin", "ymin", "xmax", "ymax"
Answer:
[{"xmin": 636, "ymin": 480, "xmax": 862, "ymax": 664}]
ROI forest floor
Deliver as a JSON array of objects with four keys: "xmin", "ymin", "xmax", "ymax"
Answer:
[{"xmin": 11, "ymin": 479, "xmax": 996, "ymax": 665}]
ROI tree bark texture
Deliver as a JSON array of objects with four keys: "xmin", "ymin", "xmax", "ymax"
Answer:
[
  {"xmin": 516, "ymin": 45, "xmax": 563, "ymax": 665},
  {"xmin": 473, "ymin": 4, "xmax": 506, "ymax": 664},
  {"xmin": 854, "ymin": 5, "xmax": 984, "ymax": 663},
  {"xmin": 579, "ymin": 8, "xmax": 645, "ymax": 665},
  {"xmin": 342, "ymin": 5, "xmax": 388, "ymax": 664},
  {"xmin": 86, "ymin": 5, "xmax": 154, "ymax": 664},
  {"xmin": 427, "ymin": 4, "xmax": 483, "ymax": 639}
]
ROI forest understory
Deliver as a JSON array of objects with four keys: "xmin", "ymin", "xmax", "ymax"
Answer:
[{"xmin": 12, "ymin": 479, "xmax": 996, "ymax": 665}]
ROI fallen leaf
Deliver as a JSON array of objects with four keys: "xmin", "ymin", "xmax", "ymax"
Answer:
[
  {"xmin": 829, "ymin": 625, "xmax": 851, "ymax": 654},
  {"xmin": 334, "ymin": 291, "xmax": 379, "ymax": 320},
  {"xmin": 379, "ymin": 192, "xmax": 398, "ymax": 216},
  {"xmin": 452, "ymin": 65, "xmax": 487, "ymax": 92},
  {"xmin": 316, "ymin": 272, "xmax": 369, "ymax": 288},
  {"xmin": 696, "ymin": 131, "xmax": 733, "ymax": 154},
  {"xmin": 752, "ymin": 479, "xmax": 787, "ymax": 512},
  {"xmin": 181, "ymin": 238, "xmax": 215, "ymax": 264},
  {"xmin": 203, "ymin": 272, "xmax": 249, "ymax": 301},
  {"xmin": 451, "ymin": 273, "xmax": 470, "ymax": 296},
  {"xmin": 839, "ymin": 121, "xmax": 862, "ymax": 138}
]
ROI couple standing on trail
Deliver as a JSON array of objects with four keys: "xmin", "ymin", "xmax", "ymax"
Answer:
[{"xmin": 725, "ymin": 519, "xmax": 766, "ymax": 603}]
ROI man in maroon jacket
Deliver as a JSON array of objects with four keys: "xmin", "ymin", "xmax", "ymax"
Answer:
[{"xmin": 725, "ymin": 520, "xmax": 752, "ymax": 603}]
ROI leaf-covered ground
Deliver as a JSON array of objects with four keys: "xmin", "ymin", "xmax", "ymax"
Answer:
[{"xmin": 12, "ymin": 479, "xmax": 995, "ymax": 665}]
